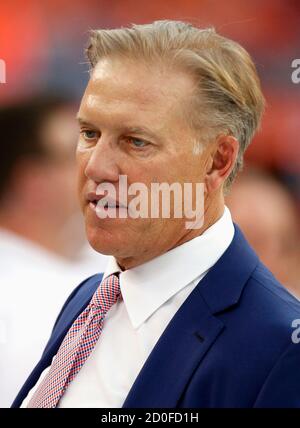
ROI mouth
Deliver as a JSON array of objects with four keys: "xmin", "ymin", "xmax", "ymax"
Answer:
[
  {"xmin": 86, "ymin": 191, "xmax": 125, "ymax": 212},
  {"xmin": 89, "ymin": 200, "xmax": 120, "ymax": 209}
]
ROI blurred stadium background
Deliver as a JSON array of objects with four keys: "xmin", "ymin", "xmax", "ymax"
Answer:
[
  {"xmin": 1, "ymin": 0, "xmax": 299, "ymax": 184},
  {"xmin": 1, "ymin": 0, "xmax": 299, "ymax": 191},
  {"xmin": 0, "ymin": 0, "xmax": 299, "ymax": 301}
]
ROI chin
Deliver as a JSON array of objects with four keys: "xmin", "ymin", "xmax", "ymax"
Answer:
[
  {"xmin": 85, "ymin": 225, "xmax": 116, "ymax": 255},
  {"xmin": 83, "ymin": 205, "xmax": 148, "ymax": 259},
  {"xmin": 86, "ymin": 220, "xmax": 134, "ymax": 260}
]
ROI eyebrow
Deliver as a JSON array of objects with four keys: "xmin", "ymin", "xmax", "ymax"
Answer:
[
  {"xmin": 76, "ymin": 115, "xmax": 161, "ymax": 141},
  {"xmin": 76, "ymin": 116, "xmax": 97, "ymax": 128},
  {"xmin": 122, "ymin": 126, "xmax": 160, "ymax": 141}
]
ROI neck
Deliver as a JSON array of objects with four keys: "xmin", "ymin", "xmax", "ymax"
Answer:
[
  {"xmin": 174, "ymin": 199, "xmax": 224, "ymax": 248},
  {"xmin": 117, "ymin": 196, "xmax": 225, "ymax": 270}
]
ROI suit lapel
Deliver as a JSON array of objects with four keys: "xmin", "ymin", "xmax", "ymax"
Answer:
[
  {"xmin": 123, "ymin": 288, "xmax": 224, "ymax": 407},
  {"xmin": 123, "ymin": 225, "xmax": 259, "ymax": 408}
]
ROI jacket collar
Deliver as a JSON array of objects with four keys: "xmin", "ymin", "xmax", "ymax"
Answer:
[
  {"xmin": 122, "ymin": 225, "xmax": 259, "ymax": 407},
  {"xmin": 107, "ymin": 206, "xmax": 234, "ymax": 329},
  {"xmin": 197, "ymin": 223, "xmax": 259, "ymax": 314}
]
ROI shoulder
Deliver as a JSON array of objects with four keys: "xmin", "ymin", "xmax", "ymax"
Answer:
[
  {"xmin": 231, "ymin": 260, "xmax": 300, "ymax": 355},
  {"xmin": 215, "ymin": 258, "xmax": 300, "ymax": 370},
  {"xmin": 247, "ymin": 266, "xmax": 300, "ymax": 407},
  {"xmin": 246, "ymin": 261, "xmax": 300, "ymax": 320},
  {"xmin": 50, "ymin": 273, "xmax": 103, "ymax": 333},
  {"xmin": 58, "ymin": 273, "xmax": 103, "ymax": 311},
  {"xmin": 65, "ymin": 273, "xmax": 104, "ymax": 306}
]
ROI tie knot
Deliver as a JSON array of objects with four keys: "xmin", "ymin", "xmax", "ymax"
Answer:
[{"xmin": 91, "ymin": 273, "xmax": 121, "ymax": 313}]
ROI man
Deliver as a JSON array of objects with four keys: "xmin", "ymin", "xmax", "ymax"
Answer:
[
  {"xmin": 13, "ymin": 21, "xmax": 300, "ymax": 408},
  {"xmin": 0, "ymin": 95, "xmax": 107, "ymax": 407},
  {"xmin": 227, "ymin": 168, "xmax": 300, "ymax": 299}
]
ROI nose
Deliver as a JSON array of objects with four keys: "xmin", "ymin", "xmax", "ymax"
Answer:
[{"xmin": 84, "ymin": 137, "xmax": 120, "ymax": 184}]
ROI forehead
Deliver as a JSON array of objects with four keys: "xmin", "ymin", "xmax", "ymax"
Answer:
[{"xmin": 79, "ymin": 57, "xmax": 195, "ymax": 128}]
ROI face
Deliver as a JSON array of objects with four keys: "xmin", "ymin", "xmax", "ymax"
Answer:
[{"xmin": 77, "ymin": 57, "xmax": 213, "ymax": 268}]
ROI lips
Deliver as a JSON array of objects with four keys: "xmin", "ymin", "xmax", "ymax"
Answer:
[{"xmin": 86, "ymin": 191, "xmax": 125, "ymax": 209}]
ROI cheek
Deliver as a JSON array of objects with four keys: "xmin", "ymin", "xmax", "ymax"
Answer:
[
  {"xmin": 130, "ymin": 159, "xmax": 171, "ymax": 184},
  {"xmin": 180, "ymin": 154, "xmax": 207, "ymax": 184}
]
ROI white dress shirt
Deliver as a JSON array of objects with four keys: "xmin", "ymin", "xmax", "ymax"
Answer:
[
  {"xmin": 0, "ymin": 229, "xmax": 108, "ymax": 408},
  {"xmin": 21, "ymin": 207, "xmax": 234, "ymax": 408}
]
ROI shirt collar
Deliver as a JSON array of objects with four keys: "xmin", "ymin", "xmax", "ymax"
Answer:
[{"xmin": 102, "ymin": 206, "xmax": 234, "ymax": 329}]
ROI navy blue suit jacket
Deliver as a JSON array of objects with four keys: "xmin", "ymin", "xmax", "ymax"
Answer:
[{"xmin": 12, "ymin": 226, "xmax": 300, "ymax": 408}]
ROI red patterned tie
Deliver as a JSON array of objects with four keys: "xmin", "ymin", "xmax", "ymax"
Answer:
[{"xmin": 28, "ymin": 274, "xmax": 121, "ymax": 408}]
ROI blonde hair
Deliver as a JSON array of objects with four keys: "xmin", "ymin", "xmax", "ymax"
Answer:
[{"xmin": 86, "ymin": 20, "xmax": 265, "ymax": 189}]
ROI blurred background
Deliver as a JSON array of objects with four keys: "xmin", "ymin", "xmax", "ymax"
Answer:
[{"xmin": 0, "ymin": 0, "xmax": 299, "ymax": 407}]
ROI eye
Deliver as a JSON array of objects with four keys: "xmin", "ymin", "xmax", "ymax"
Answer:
[
  {"xmin": 127, "ymin": 137, "xmax": 149, "ymax": 148},
  {"xmin": 81, "ymin": 130, "xmax": 99, "ymax": 140}
]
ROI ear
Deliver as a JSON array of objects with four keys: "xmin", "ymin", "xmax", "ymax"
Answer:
[{"xmin": 205, "ymin": 135, "xmax": 239, "ymax": 193}]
